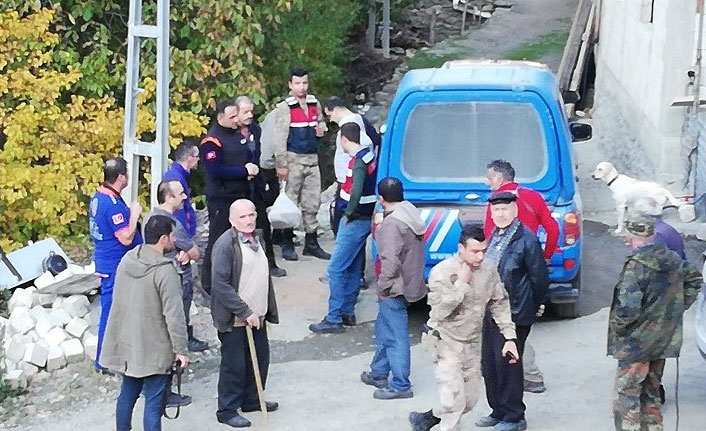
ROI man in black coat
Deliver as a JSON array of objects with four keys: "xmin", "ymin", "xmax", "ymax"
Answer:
[{"xmin": 476, "ymin": 191, "xmax": 548, "ymax": 431}]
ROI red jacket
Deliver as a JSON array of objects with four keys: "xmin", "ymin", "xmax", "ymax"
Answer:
[{"xmin": 484, "ymin": 182, "xmax": 559, "ymax": 260}]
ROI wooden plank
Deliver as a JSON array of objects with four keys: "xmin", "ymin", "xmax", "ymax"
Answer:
[
  {"xmin": 37, "ymin": 273, "xmax": 101, "ymax": 296},
  {"xmin": 557, "ymin": 0, "xmax": 593, "ymax": 92},
  {"xmin": 569, "ymin": 3, "xmax": 595, "ymax": 93}
]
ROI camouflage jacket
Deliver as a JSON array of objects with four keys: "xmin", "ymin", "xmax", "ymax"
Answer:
[
  {"xmin": 607, "ymin": 242, "xmax": 703, "ymax": 362},
  {"xmin": 427, "ymin": 256, "xmax": 516, "ymax": 343}
]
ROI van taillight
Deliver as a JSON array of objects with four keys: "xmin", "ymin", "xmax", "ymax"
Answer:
[{"xmin": 564, "ymin": 211, "xmax": 580, "ymax": 245}]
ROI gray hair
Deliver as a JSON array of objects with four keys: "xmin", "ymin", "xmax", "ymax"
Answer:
[{"xmin": 234, "ymin": 95, "xmax": 254, "ymax": 109}]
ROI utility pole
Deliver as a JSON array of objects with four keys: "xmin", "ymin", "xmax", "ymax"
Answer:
[
  {"xmin": 122, "ymin": 0, "xmax": 170, "ymax": 207},
  {"xmin": 382, "ymin": 0, "xmax": 390, "ymax": 58}
]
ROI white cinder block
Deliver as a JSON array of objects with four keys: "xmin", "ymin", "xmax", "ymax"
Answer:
[
  {"xmin": 82, "ymin": 333, "xmax": 98, "ymax": 362},
  {"xmin": 68, "ymin": 264, "xmax": 85, "ymax": 275},
  {"xmin": 6, "ymin": 334, "xmax": 27, "ymax": 362},
  {"xmin": 34, "ymin": 293, "xmax": 57, "ymax": 308},
  {"xmin": 4, "ymin": 358, "xmax": 17, "ymax": 373},
  {"xmin": 62, "ymin": 295, "xmax": 90, "ymax": 318},
  {"xmin": 3, "ymin": 369, "xmax": 27, "ymax": 389},
  {"xmin": 61, "ymin": 338, "xmax": 85, "ymax": 364},
  {"xmin": 51, "ymin": 296, "xmax": 64, "ymax": 310},
  {"xmin": 54, "ymin": 269, "xmax": 72, "ymax": 283},
  {"xmin": 46, "ymin": 346, "xmax": 67, "ymax": 372},
  {"xmin": 21, "ymin": 361, "xmax": 39, "ymax": 378},
  {"xmin": 23, "ymin": 342, "xmax": 49, "ymax": 367},
  {"xmin": 48, "ymin": 308, "xmax": 72, "ymax": 327},
  {"xmin": 44, "ymin": 327, "xmax": 68, "ymax": 347},
  {"xmin": 8, "ymin": 288, "xmax": 33, "ymax": 313},
  {"xmin": 33, "ymin": 271, "xmax": 56, "ymax": 289},
  {"xmin": 84, "ymin": 261, "xmax": 95, "ymax": 274},
  {"xmin": 9, "ymin": 307, "xmax": 35, "ymax": 335},
  {"xmin": 29, "ymin": 305, "xmax": 49, "ymax": 322},
  {"xmin": 34, "ymin": 315, "xmax": 56, "ymax": 339},
  {"xmin": 65, "ymin": 317, "xmax": 89, "ymax": 338},
  {"xmin": 27, "ymin": 330, "xmax": 39, "ymax": 342}
]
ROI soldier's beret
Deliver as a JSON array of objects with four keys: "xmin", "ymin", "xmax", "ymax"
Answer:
[{"xmin": 488, "ymin": 191, "xmax": 518, "ymax": 205}]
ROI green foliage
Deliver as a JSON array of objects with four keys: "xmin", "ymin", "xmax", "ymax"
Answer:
[
  {"xmin": 407, "ymin": 51, "xmax": 471, "ymax": 70},
  {"xmin": 261, "ymin": 0, "xmax": 362, "ymax": 101},
  {"xmin": 505, "ymin": 29, "xmax": 570, "ymax": 62}
]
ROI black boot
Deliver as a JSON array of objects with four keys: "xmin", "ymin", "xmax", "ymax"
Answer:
[
  {"xmin": 408, "ymin": 410, "xmax": 440, "ymax": 431},
  {"xmin": 302, "ymin": 232, "xmax": 331, "ymax": 260},
  {"xmin": 268, "ymin": 257, "xmax": 287, "ymax": 277},
  {"xmin": 281, "ymin": 229, "xmax": 298, "ymax": 261},
  {"xmin": 271, "ymin": 228, "xmax": 283, "ymax": 246},
  {"xmin": 187, "ymin": 325, "xmax": 208, "ymax": 352}
]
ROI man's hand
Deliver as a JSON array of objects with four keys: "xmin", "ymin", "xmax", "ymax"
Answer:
[
  {"xmin": 535, "ymin": 304, "xmax": 545, "ymax": 318},
  {"xmin": 175, "ymin": 354, "xmax": 190, "ymax": 369},
  {"xmin": 502, "ymin": 341, "xmax": 520, "ymax": 364},
  {"xmin": 277, "ymin": 168, "xmax": 289, "ymax": 181},
  {"xmin": 245, "ymin": 313, "xmax": 260, "ymax": 329},
  {"xmin": 129, "ymin": 201, "xmax": 143, "ymax": 222},
  {"xmin": 315, "ymin": 124, "xmax": 325, "ymax": 137},
  {"xmin": 175, "ymin": 251, "xmax": 190, "ymax": 265},
  {"xmin": 245, "ymin": 163, "xmax": 259, "ymax": 177},
  {"xmin": 457, "ymin": 262, "xmax": 472, "ymax": 285}
]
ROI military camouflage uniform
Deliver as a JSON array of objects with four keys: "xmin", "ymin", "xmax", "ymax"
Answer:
[
  {"xmin": 426, "ymin": 256, "xmax": 516, "ymax": 431},
  {"xmin": 271, "ymin": 93, "xmax": 327, "ymax": 234},
  {"xmin": 608, "ymin": 242, "xmax": 702, "ymax": 431}
]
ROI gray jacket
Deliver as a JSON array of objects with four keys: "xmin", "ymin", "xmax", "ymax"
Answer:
[
  {"xmin": 211, "ymin": 228, "xmax": 279, "ymax": 332},
  {"xmin": 376, "ymin": 201, "xmax": 427, "ymax": 302},
  {"xmin": 101, "ymin": 245, "xmax": 188, "ymax": 377}
]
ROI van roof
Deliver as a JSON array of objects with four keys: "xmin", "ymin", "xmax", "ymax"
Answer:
[{"xmin": 397, "ymin": 59, "xmax": 559, "ymax": 96}]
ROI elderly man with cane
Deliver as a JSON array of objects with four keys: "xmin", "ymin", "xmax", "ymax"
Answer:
[{"xmin": 211, "ymin": 199, "xmax": 279, "ymax": 428}]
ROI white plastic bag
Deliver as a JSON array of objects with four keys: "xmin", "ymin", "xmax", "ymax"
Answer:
[{"xmin": 268, "ymin": 182, "xmax": 302, "ymax": 229}]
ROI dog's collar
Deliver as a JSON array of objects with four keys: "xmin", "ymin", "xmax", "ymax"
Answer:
[{"xmin": 606, "ymin": 174, "xmax": 619, "ymax": 187}]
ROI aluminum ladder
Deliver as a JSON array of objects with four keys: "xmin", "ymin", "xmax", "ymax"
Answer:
[{"xmin": 122, "ymin": 0, "xmax": 170, "ymax": 206}]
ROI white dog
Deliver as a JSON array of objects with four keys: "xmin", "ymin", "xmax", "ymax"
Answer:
[{"xmin": 591, "ymin": 161, "xmax": 683, "ymax": 233}]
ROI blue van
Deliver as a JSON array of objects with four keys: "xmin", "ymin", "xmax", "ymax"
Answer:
[{"xmin": 375, "ymin": 60, "xmax": 591, "ymax": 317}]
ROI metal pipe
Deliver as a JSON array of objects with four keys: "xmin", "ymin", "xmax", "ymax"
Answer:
[{"xmin": 693, "ymin": 0, "xmax": 704, "ymax": 115}]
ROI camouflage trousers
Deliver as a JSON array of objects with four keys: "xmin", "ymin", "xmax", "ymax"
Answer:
[
  {"xmin": 285, "ymin": 153, "xmax": 320, "ymax": 233},
  {"xmin": 431, "ymin": 337, "xmax": 482, "ymax": 431},
  {"xmin": 613, "ymin": 359, "xmax": 666, "ymax": 431}
]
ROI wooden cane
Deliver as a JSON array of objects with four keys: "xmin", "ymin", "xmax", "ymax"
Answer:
[{"xmin": 245, "ymin": 325, "xmax": 268, "ymax": 423}]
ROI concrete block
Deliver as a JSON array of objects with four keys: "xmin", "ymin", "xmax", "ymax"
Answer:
[
  {"xmin": 4, "ymin": 358, "xmax": 17, "ymax": 373},
  {"xmin": 20, "ymin": 361, "xmax": 39, "ymax": 378},
  {"xmin": 679, "ymin": 204, "xmax": 696, "ymax": 222},
  {"xmin": 44, "ymin": 327, "xmax": 68, "ymax": 347},
  {"xmin": 9, "ymin": 307, "xmax": 35, "ymax": 334},
  {"xmin": 62, "ymin": 295, "xmax": 90, "ymax": 318},
  {"xmin": 84, "ymin": 261, "xmax": 95, "ymax": 274},
  {"xmin": 34, "ymin": 314, "xmax": 56, "ymax": 339},
  {"xmin": 23, "ymin": 342, "xmax": 49, "ymax": 367},
  {"xmin": 8, "ymin": 288, "xmax": 33, "ymax": 313},
  {"xmin": 82, "ymin": 333, "xmax": 98, "ymax": 361},
  {"xmin": 34, "ymin": 293, "xmax": 57, "ymax": 308},
  {"xmin": 29, "ymin": 305, "xmax": 49, "ymax": 322},
  {"xmin": 68, "ymin": 264, "xmax": 85, "ymax": 275},
  {"xmin": 697, "ymin": 223, "xmax": 706, "ymax": 241},
  {"xmin": 46, "ymin": 346, "xmax": 67, "ymax": 372},
  {"xmin": 51, "ymin": 296, "xmax": 64, "ymax": 310},
  {"xmin": 65, "ymin": 317, "xmax": 89, "ymax": 338},
  {"xmin": 54, "ymin": 269, "xmax": 73, "ymax": 283},
  {"xmin": 27, "ymin": 330, "xmax": 39, "ymax": 342},
  {"xmin": 3, "ymin": 370, "xmax": 27, "ymax": 389},
  {"xmin": 48, "ymin": 308, "xmax": 72, "ymax": 327},
  {"xmin": 6, "ymin": 334, "xmax": 27, "ymax": 362},
  {"xmin": 33, "ymin": 271, "xmax": 55, "ymax": 289},
  {"xmin": 60, "ymin": 339, "xmax": 85, "ymax": 364}
]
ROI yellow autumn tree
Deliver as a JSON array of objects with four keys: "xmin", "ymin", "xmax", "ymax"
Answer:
[{"xmin": 0, "ymin": 8, "xmax": 206, "ymax": 251}]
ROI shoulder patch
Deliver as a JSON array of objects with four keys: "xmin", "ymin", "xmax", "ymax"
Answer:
[
  {"xmin": 285, "ymin": 96, "xmax": 297, "ymax": 106},
  {"xmin": 306, "ymin": 94, "xmax": 318, "ymax": 104},
  {"xmin": 112, "ymin": 213, "xmax": 125, "ymax": 225},
  {"xmin": 201, "ymin": 136, "xmax": 222, "ymax": 148},
  {"xmin": 205, "ymin": 151, "xmax": 217, "ymax": 161}
]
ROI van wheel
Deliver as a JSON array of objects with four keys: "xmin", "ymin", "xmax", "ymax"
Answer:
[{"xmin": 553, "ymin": 271, "xmax": 581, "ymax": 318}]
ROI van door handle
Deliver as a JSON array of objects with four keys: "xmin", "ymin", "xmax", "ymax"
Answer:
[{"xmin": 465, "ymin": 193, "xmax": 480, "ymax": 200}]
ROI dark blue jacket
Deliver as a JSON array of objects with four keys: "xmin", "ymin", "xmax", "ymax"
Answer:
[
  {"xmin": 201, "ymin": 123, "xmax": 253, "ymax": 201},
  {"xmin": 163, "ymin": 162, "xmax": 197, "ymax": 237}
]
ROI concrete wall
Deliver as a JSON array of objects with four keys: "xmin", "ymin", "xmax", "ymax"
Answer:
[{"xmin": 593, "ymin": 0, "xmax": 695, "ymax": 185}]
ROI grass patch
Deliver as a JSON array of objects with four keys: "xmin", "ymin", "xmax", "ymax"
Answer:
[
  {"xmin": 407, "ymin": 51, "xmax": 473, "ymax": 70},
  {"xmin": 505, "ymin": 29, "xmax": 570, "ymax": 61}
]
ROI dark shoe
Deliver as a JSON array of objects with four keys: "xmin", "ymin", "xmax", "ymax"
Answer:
[
  {"xmin": 166, "ymin": 391, "xmax": 192, "ymax": 408},
  {"xmin": 218, "ymin": 414, "xmax": 252, "ymax": 428},
  {"xmin": 318, "ymin": 274, "xmax": 329, "ymax": 283},
  {"xmin": 241, "ymin": 401, "xmax": 279, "ymax": 413},
  {"xmin": 269, "ymin": 266, "xmax": 287, "ymax": 277},
  {"xmin": 94, "ymin": 366, "xmax": 116, "ymax": 376},
  {"xmin": 373, "ymin": 387, "xmax": 413, "ymax": 400},
  {"xmin": 302, "ymin": 233, "xmax": 331, "ymax": 260},
  {"xmin": 281, "ymin": 229, "xmax": 299, "ymax": 261},
  {"xmin": 309, "ymin": 318, "xmax": 344, "ymax": 334},
  {"xmin": 659, "ymin": 384, "xmax": 666, "ymax": 404},
  {"xmin": 523, "ymin": 379, "xmax": 546, "ymax": 393},
  {"xmin": 476, "ymin": 415, "xmax": 500, "ymax": 427},
  {"xmin": 409, "ymin": 410, "xmax": 440, "ymax": 431},
  {"xmin": 494, "ymin": 420, "xmax": 527, "ymax": 431},
  {"xmin": 188, "ymin": 337, "xmax": 209, "ymax": 352},
  {"xmin": 360, "ymin": 371, "xmax": 387, "ymax": 388},
  {"xmin": 342, "ymin": 314, "xmax": 357, "ymax": 326}
]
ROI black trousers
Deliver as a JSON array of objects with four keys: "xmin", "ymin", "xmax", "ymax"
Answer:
[
  {"xmin": 255, "ymin": 168, "xmax": 279, "ymax": 268},
  {"xmin": 202, "ymin": 199, "xmax": 241, "ymax": 294},
  {"xmin": 217, "ymin": 326, "xmax": 270, "ymax": 422},
  {"xmin": 481, "ymin": 315, "xmax": 531, "ymax": 423}
]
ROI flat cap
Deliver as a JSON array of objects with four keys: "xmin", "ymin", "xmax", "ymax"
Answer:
[{"xmin": 488, "ymin": 191, "xmax": 518, "ymax": 205}]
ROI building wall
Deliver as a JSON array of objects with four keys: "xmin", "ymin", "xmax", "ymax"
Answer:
[{"xmin": 593, "ymin": 0, "xmax": 695, "ymax": 184}]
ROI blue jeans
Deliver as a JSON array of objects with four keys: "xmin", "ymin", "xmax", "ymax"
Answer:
[
  {"xmin": 326, "ymin": 218, "xmax": 371, "ymax": 323},
  {"xmin": 369, "ymin": 296, "xmax": 411, "ymax": 391},
  {"xmin": 96, "ymin": 272, "xmax": 116, "ymax": 368},
  {"xmin": 116, "ymin": 374, "xmax": 170, "ymax": 431}
]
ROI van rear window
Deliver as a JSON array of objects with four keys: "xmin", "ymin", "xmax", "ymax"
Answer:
[{"xmin": 401, "ymin": 102, "xmax": 548, "ymax": 182}]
